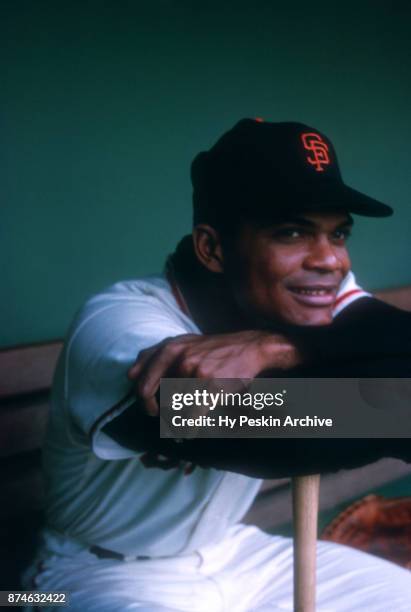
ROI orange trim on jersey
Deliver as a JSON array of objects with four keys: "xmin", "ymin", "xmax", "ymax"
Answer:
[
  {"xmin": 334, "ymin": 288, "xmax": 363, "ymax": 308},
  {"xmin": 88, "ymin": 392, "xmax": 135, "ymax": 443}
]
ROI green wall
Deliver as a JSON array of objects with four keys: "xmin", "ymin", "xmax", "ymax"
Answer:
[{"xmin": 2, "ymin": 1, "xmax": 410, "ymax": 347}]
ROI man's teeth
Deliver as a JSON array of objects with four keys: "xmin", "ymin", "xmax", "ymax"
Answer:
[{"xmin": 291, "ymin": 288, "xmax": 331, "ymax": 295}]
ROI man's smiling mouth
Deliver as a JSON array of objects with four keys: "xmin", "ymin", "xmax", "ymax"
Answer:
[{"xmin": 288, "ymin": 285, "xmax": 338, "ymax": 306}]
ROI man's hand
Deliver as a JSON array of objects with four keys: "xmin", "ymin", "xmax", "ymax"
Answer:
[{"xmin": 127, "ymin": 331, "xmax": 301, "ymax": 415}]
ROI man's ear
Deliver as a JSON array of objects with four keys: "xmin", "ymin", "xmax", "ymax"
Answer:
[{"xmin": 192, "ymin": 224, "xmax": 224, "ymax": 273}]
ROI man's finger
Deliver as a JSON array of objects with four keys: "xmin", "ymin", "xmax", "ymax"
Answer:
[
  {"xmin": 128, "ymin": 335, "xmax": 194, "ymax": 379},
  {"xmin": 142, "ymin": 394, "xmax": 160, "ymax": 417},
  {"xmin": 128, "ymin": 346, "xmax": 158, "ymax": 379},
  {"xmin": 138, "ymin": 343, "xmax": 183, "ymax": 401}
]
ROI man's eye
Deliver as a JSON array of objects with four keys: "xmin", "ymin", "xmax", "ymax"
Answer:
[
  {"xmin": 332, "ymin": 229, "xmax": 351, "ymax": 241},
  {"xmin": 273, "ymin": 228, "xmax": 305, "ymax": 240}
]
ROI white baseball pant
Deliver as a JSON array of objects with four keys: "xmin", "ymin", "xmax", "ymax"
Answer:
[{"xmin": 22, "ymin": 524, "xmax": 411, "ymax": 611}]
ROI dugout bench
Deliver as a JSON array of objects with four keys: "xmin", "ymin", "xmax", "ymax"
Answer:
[{"xmin": 1, "ymin": 286, "xmax": 411, "ymax": 592}]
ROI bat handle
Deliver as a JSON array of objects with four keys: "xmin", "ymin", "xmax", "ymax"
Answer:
[{"xmin": 292, "ymin": 474, "xmax": 321, "ymax": 612}]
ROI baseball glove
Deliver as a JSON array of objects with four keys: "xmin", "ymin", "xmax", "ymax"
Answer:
[{"xmin": 320, "ymin": 494, "xmax": 411, "ymax": 570}]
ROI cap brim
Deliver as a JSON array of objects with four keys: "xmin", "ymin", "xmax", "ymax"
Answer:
[
  {"xmin": 338, "ymin": 185, "xmax": 393, "ymax": 217},
  {"xmin": 285, "ymin": 182, "xmax": 393, "ymax": 218},
  {"xmin": 223, "ymin": 181, "xmax": 393, "ymax": 224}
]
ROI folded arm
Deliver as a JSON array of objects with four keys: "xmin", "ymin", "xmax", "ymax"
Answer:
[{"xmin": 102, "ymin": 296, "xmax": 411, "ymax": 475}]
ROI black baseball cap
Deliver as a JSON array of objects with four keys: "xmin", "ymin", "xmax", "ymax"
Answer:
[{"xmin": 191, "ymin": 118, "xmax": 393, "ymax": 226}]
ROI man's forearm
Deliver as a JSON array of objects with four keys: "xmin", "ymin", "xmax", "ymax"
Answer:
[
  {"xmin": 103, "ymin": 402, "xmax": 411, "ymax": 477},
  {"xmin": 281, "ymin": 297, "xmax": 411, "ymax": 368}
]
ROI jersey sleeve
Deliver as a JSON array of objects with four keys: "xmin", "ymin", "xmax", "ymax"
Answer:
[
  {"xmin": 276, "ymin": 296, "xmax": 411, "ymax": 377},
  {"xmin": 65, "ymin": 291, "xmax": 196, "ymax": 460}
]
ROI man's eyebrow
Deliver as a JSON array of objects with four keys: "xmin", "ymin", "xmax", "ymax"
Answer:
[
  {"xmin": 268, "ymin": 215, "xmax": 354, "ymax": 228},
  {"xmin": 276, "ymin": 217, "xmax": 317, "ymax": 228}
]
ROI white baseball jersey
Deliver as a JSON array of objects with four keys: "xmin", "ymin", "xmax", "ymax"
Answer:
[
  {"xmin": 42, "ymin": 271, "xmax": 368, "ymax": 558},
  {"xmin": 23, "ymin": 272, "xmax": 411, "ymax": 612}
]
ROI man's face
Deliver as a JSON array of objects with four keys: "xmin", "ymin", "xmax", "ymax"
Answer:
[{"xmin": 223, "ymin": 211, "xmax": 352, "ymax": 326}]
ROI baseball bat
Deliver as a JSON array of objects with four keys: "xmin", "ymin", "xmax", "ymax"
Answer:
[{"xmin": 292, "ymin": 474, "xmax": 321, "ymax": 612}]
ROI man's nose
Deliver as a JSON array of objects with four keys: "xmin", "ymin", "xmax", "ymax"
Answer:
[{"xmin": 303, "ymin": 236, "xmax": 341, "ymax": 272}]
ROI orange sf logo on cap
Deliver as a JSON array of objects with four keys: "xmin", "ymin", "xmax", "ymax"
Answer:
[{"xmin": 301, "ymin": 132, "xmax": 330, "ymax": 172}]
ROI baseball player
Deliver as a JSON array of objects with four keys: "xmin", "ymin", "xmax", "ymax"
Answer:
[{"xmin": 22, "ymin": 120, "xmax": 411, "ymax": 610}]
